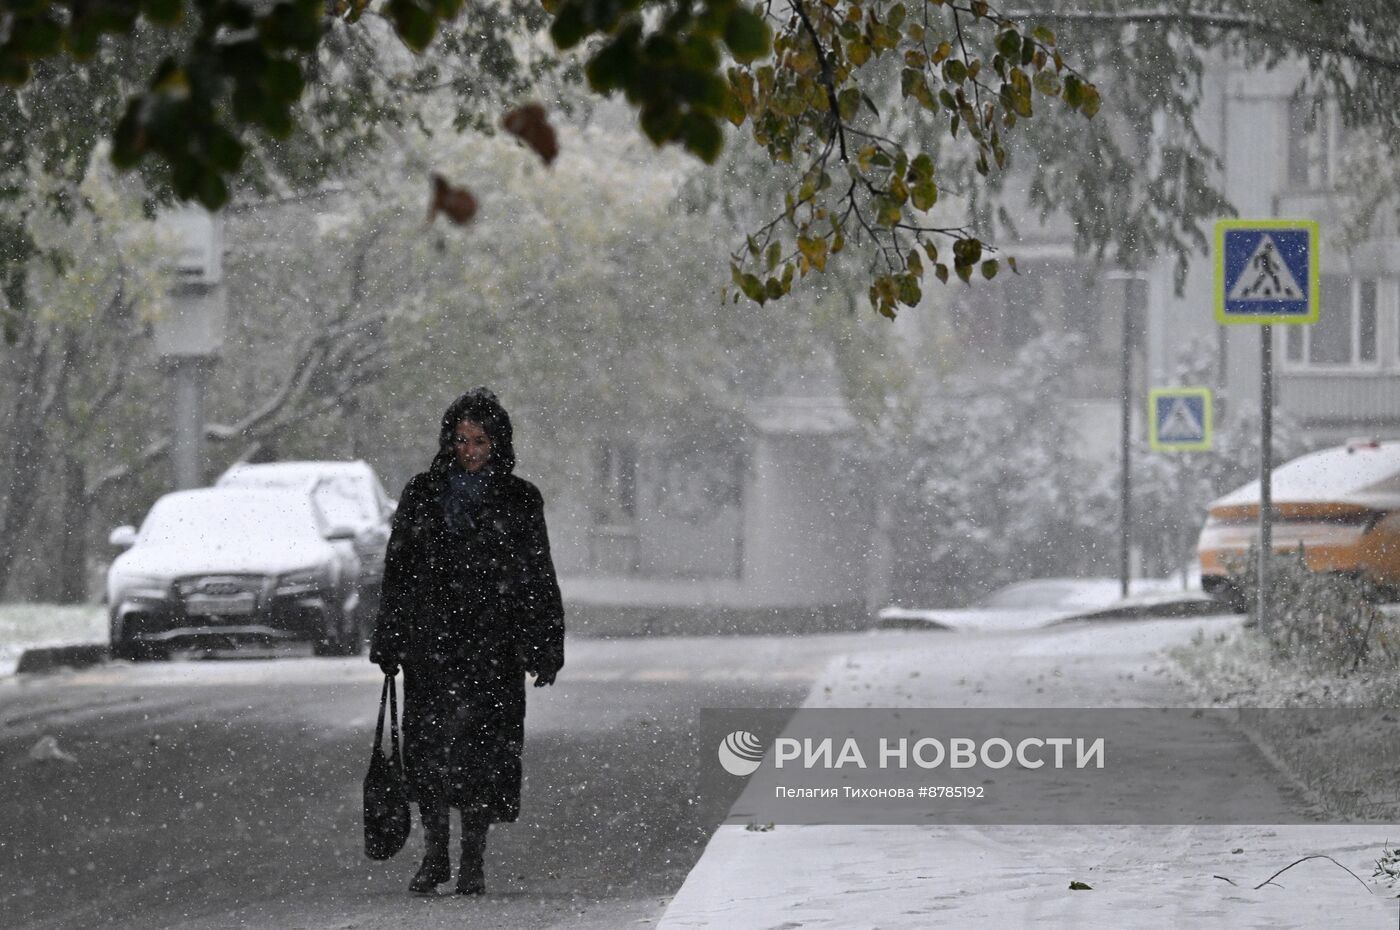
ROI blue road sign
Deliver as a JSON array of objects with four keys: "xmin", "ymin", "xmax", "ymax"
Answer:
[
  {"xmin": 1148, "ymin": 387, "xmax": 1212, "ymax": 452},
  {"xmin": 1214, "ymin": 220, "xmax": 1318, "ymax": 324}
]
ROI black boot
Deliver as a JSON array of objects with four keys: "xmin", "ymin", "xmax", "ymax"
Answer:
[
  {"xmin": 409, "ymin": 800, "xmax": 452, "ymax": 893},
  {"xmin": 456, "ymin": 814, "xmax": 488, "ymax": 895}
]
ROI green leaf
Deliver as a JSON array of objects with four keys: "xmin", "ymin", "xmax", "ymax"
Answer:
[
  {"xmin": 798, "ymin": 234, "xmax": 828, "ymax": 272},
  {"xmin": 195, "ymin": 168, "xmax": 230, "ymax": 211},
  {"xmin": 896, "ymin": 273, "xmax": 921, "ymax": 306},
  {"xmin": 952, "ymin": 237, "xmax": 983, "ymax": 265},
  {"xmin": 996, "ymin": 29, "xmax": 1021, "ymax": 59},
  {"xmin": 766, "ymin": 241, "xmax": 782, "ymax": 271},
  {"xmin": 739, "ymin": 272, "xmax": 767, "ymax": 303},
  {"xmin": 142, "ymin": 0, "xmax": 184, "ymax": 26},
  {"xmin": 549, "ymin": 1, "xmax": 589, "ymax": 50},
  {"xmin": 943, "ymin": 58, "xmax": 967, "ymax": 83},
  {"xmin": 587, "ymin": 31, "xmax": 641, "ymax": 92},
  {"xmin": 110, "ymin": 107, "xmax": 147, "ymax": 167},
  {"xmin": 911, "ymin": 180, "xmax": 937, "ymax": 211},
  {"xmin": 641, "ymin": 102, "xmax": 682, "ymax": 144},
  {"xmin": 205, "ymin": 126, "xmax": 246, "ymax": 173},
  {"xmin": 724, "ymin": 8, "xmax": 771, "ymax": 64},
  {"xmin": 387, "ymin": 0, "xmax": 437, "ymax": 52},
  {"xmin": 889, "ymin": 174, "xmax": 908, "ymax": 204},
  {"xmin": 1063, "ymin": 74, "xmax": 1083, "ymax": 108},
  {"xmin": 682, "ymin": 114, "xmax": 723, "ymax": 162},
  {"xmin": 875, "ymin": 197, "xmax": 901, "ymax": 227},
  {"xmin": 9, "ymin": 14, "xmax": 63, "ymax": 57},
  {"xmin": 981, "ymin": 259, "xmax": 999, "ymax": 280},
  {"xmin": 1069, "ymin": 881, "xmax": 1092, "ymax": 891},
  {"xmin": 838, "ymin": 87, "xmax": 860, "ymax": 121},
  {"xmin": 1033, "ymin": 69, "xmax": 1061, "ymax": 97},
  {"xmin": 871, "ymin": 22, "xmax": 901, "ymax": 50},
  {"xmin": 1031, "ymin": 25, "xmax": 1056, "ymax": 46},
  {"xmin": 1080, "ymin": 84, "xmax": 1101, "ymax": 118},
  {"xmin": 264, "ymin": 59, "xmax": 304, "ymax": 100}
]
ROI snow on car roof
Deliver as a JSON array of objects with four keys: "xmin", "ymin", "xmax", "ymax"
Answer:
[
  {"xmin": 139, "ymin": 487, "xmax": 325, "ymax": 544},
  {"xmin": 218, "ymin": 460, "xmax": 374, "ymax": 485},
  {"xmin": 218, "ymin": 461, "xmax": 382, "ymax": 525},
  {"xmin": 1212, "ymin": 441, "xmax": 1400, "ymax": 507}
]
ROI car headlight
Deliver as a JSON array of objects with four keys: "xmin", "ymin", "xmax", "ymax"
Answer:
[
  {"xmin": 117, "ymin": 574, "xmax": 170, "ymax": 600},
  {"xmin": 276, "ymin": 568, "xmax": 326, "ymax": 596}
]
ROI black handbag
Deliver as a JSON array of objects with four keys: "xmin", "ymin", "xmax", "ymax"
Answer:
[{"xmin": 363, "ymin": 674, "xmax": 411, "ymax": 860}]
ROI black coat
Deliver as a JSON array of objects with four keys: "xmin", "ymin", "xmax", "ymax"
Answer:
[{"xmin": 370, "ymin": 467, "xmax": 564, "ymax": 819}]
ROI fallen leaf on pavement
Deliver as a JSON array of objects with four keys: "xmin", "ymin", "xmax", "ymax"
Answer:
[{"xmin": 29, "ymin": 735, "xmax": 77, "ymax": 764}]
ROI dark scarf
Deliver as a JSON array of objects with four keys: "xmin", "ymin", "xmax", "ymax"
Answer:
[{"xmin": 443, "ymin": 464, "xmax": 493, "ymax": 536}]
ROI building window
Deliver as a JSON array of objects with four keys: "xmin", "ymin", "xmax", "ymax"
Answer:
[
  {"xmin": 1283, "ymin": 275, "xmax": 1380, "ymax": 369},
  {"xmin": 1286, "ymin": 94, "xmax": 1333, "ymax": 189},
  {"xmin": 594, "ymin": 440, "xmax": 637, "ymax": 524},
  {"xmin": 588, "ymin": 440, "xmax": 640, "ymax": 574}
]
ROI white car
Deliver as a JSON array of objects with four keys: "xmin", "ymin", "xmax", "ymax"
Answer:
[
  {"xmin": 106, "ymin": 488, "xmax": 364, "ymax": 660},
  {"xmin": 216, "ymin": 460, "xmax": 394, "ymax": 613}
]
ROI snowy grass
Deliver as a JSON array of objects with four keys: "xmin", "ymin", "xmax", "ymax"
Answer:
[
  {"xmin": 1174, "ymin": 629, "xmax": 1400, "ymax": 821},
  {"xmin": 0, "ymin": 603, "xmax": 107, "ymax": 675}
]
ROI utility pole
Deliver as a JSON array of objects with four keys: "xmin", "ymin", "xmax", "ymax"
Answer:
[{"xmin": 154, "ymin": 208, "xmax": 226, "ymax": 490}]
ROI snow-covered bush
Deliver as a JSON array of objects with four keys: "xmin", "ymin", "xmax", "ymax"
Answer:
[
  {"xmin": 1232, "ymin": 545, "xmax": 1397, "ymax": 673},
  {"xmin": 884, "ymin": 332, "xmax": 1117, "ymax": 605}
]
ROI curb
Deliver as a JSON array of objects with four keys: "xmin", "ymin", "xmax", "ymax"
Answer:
[
  {"xmin": 15, "ymin": 644, "xmax": 110, "ymax": 674},
  {"xmin": 869, "ymin": 615, "xmax": 954, "ymax": 631},
  {"xmin": 1048, "ymin": 597, "xmax": 1232, "ymax": 625}
]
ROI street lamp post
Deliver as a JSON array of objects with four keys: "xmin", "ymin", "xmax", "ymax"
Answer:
[
  {"xmin": 1106, "ymin": 270, "xmax": 1147, "ymax": 600},
  {"xmin": 153, "ymin": 207, "xmax": 226, "ymax": 490}
]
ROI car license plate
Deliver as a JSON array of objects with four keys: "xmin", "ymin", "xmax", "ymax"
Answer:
[{"xmin": 185, "ymin": 593, "xmax": 256, "ymax": 616}]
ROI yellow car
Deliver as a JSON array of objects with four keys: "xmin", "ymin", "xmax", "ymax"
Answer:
[{"xmin": 1198, "ymin": 439, "xmax": 1400, "ymax": 607}]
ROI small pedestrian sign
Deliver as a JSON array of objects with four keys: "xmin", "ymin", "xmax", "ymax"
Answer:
[
  {"xmin": 1215, "ymin": 219, "xmax": 1319, "ymax": 325},
  {"xmin": 1149, "ymin": 387, "xmax": 1212, "ymax": 452}
]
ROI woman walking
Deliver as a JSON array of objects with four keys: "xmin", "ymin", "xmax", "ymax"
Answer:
[{"xmin": 370, "ymin": 388, "xmax": 565, "ymax": 894}]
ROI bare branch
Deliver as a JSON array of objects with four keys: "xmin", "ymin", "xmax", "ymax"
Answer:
[
  {"xmin": 1251, "ymin": 854, "xmax": 1372, "ymax": 892},
  {"xmin": 1004, "ymin": 7, "xmax": 1400, "ymax": 76}
]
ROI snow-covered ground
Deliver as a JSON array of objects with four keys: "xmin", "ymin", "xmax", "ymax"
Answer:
[
  {"xmin": 658, "ymin": 617, "xmax": 1399, "ymax": 929},
  {"xmin": 0, "ymin": 604, "xmax": 105, "ymax": 675},
  {"xmin": 878, "ymin": 575, "xmax": 1210, "ymax": 633}
]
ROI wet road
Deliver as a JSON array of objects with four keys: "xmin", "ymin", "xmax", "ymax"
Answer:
[{"xmin": 0, "ymin": 634, "xmax": 867, "ymax": 930}]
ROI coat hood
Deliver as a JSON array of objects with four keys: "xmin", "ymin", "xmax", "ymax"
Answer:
[{"xmin": 430, "ymin": 387, "xmax": 516, "ymax": 477}]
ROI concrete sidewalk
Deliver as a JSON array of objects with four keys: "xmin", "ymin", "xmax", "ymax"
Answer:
[{"xmin": 656, "ymin": 618, "xmax": 1399, "ymax": 929}]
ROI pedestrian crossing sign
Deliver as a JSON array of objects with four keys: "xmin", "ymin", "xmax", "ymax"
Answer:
[
  {"xmin": 1215, "ymin": 219, "xmax": 1319, "ymax": 324},
  {"xmin": 1149, "ymin": 387, "xmax": 1213, "ymax": 452}
]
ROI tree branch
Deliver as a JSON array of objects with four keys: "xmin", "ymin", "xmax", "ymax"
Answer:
[
  {"xmin": 791, "ymin": 0, "xmax": 849, "ymax": 163},
  {"xmin": 1005, "ymin": 7, "xmax": 1400, "ymax": 76}
]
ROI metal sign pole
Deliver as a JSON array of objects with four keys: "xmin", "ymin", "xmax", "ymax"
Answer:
[
  {"xmin": 1257, "ymin": 325, "xmax": 1273, "ymax": 630},
  {"xmin": 1120, "ymin": 296, "xmax": 1133, "ymax": 600}
]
